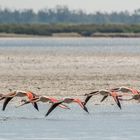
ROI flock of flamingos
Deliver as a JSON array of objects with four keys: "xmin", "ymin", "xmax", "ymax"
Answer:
[{"xmin": 0, "ymin": 86, "xmax": 139, "ymax": 117}]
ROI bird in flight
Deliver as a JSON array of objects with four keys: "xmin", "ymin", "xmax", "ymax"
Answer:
[
  {"xmin": 84, "ymin": 90, "xmax": 121, "ymax": 109},
  {"xmin": 16, "ymin": 95, "xmax": 70, "ymax": 110},
  {"xmin": 0, "ymin": 90, "xmax": 39, "ymax": 111},
  {"xmin": 45, "ymin": 97, "xmax": 89, "ymax": 117}
]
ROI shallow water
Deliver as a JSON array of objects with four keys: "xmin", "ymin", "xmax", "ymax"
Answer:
[
  {"xmin": 0, "ymin": 104, "xmax": 140, "ymax": 140},
  {"xmin": 0, "ymin": 38, "xmax": 140, "ymax": 54}
]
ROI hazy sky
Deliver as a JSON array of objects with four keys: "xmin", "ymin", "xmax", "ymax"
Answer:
[{"xmin": 0, "ymin": 0, "xmax": 140, "ymax": 13}]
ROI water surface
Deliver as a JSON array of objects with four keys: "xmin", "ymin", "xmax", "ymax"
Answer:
[
  {"xmin": 0, "ymin": 38, "xmax": 140, "ymax": 54},
  {"xmin": 0, "ymin": 104, "xmax": 140, "ymax": 140}
]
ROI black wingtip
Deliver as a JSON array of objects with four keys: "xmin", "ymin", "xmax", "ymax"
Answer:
[
  {"xmin": 45, "ymin": 101, "xmax": 63, "ymax": 117},
  {"xmin": 117, "ymin": 101, "xmax": 122, "ymax": 110},
  {"xmin": 83, "ymin": 105, "xmax": 89, "ymax": 114},
  {"xmin": 116, "ymin": 96, "xmax": 122, "ymax": 110},
  {"xmin": 100, "ymin": 95, "xmax": 108, "ymax": 102},
  {"xmin": 32, "ymin": 102, "xmax": 39, "ymax": 111},
  {"xmin": 2, "ymin": 97, "xmax": 13, "ymax": 111},
  {"xmin": 45, "ymin": 111, "xmax": 50, "ymax": 117},
  {"xmin": 84, "ymin": 95, "xmax": 93, "ymax": 106}
]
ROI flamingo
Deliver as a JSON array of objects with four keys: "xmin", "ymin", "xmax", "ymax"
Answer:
[
  {"xmin": 84, "ymin": 90, "xmax": 121, "ymax": 109},
  {"xmin": 0, "ymin": 90, "xmax": 39, "ymax": 111},
  {"xmin": 45, "ymin": 97, "xmax": 89, "ymax": 117},
  {"xmin": 119, "ymin": 94, "xmax": 140, "ymax": 102},
  {"xmin": 16, "ymin": 95, "xmax": 70, "ymax": 110},
  {"xmin": 111, "ymin": 86, "xmax": 139, "ymax": 95}
]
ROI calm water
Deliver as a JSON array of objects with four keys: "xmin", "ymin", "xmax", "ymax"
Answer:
[
  {"xmin": 0, "ymin": 104, "xmax": 140, "ymax": 140},
  {"xmin": 0, "ymin": 37, "xmax": 140, "ymax": 140},
  {"xmin": 0, "ymin": 37, "xmax": 140, "ymax": 54}
]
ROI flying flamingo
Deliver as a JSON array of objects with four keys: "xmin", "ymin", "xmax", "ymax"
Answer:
[
  {"xmin": 119, "ymin": 94, "xmax": 140, "ymax": 102},
  {"xmin": 84, "ymin": 90, "xmax": 121, "ymax": 109},
  {"xmin": 111, "ymin": 86, "xmax": 139, "ymax": 95},
  {"xmin": 0, "ymin": 90, "xmax": 39, "ymax": 111},
  {"xmin": 16, "ymin": 95, "xmax": 70, "ymax": 110},
  {"xmin": 45, "ymin": 97, "xmax": 89, "ymax": 117}
]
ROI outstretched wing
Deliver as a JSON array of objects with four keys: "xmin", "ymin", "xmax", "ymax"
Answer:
[
  {"xmin": 32, "ymin": 102, "xmax": 39, "ymax": 111},
  {"xmin": 82, "ymin": 104, "xmax": 89, "ymax": 113},
  {"xmin": 45, "ymin": 101, "xmax": 63, "ymax": 117},
  {"xmin": 2, "ymin": 97, "xmax": 13, "ymax": 111},
  {"xmin": 0, "ymin": 97, "xmax": 5, "ymax": 101},
  {"xmin": 84, "ymin": 91, "xmax": 99, "ymax": 105},
  {"xmin": 84, "ymin": 95, "xmax": 93, "ymax": 105},
  {"xmin": 100, "ymin": 95, "xmax": 108, "ymax": 102},
  {"xmin": 112, "ymin": 95, "xmax": 121, "ymax": 109},
  {"xmin": 27, "ymin": 92, "xmax": 39, "ymax": 111}
]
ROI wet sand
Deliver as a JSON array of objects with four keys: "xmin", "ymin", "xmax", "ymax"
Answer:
[{"xmin": 0, "ymin": 47, "xmax": 140, "ymax": 104}]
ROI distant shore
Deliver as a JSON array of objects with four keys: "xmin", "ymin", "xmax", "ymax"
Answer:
[
  {"xmin": 1, "ymin": 24, "xmax": 140, "ymax": 38},
  {"xmin": 1, "ymin": 32, "xmax": 140, "ymax": 38},
  {"xmin": 0, "ymin": 33, "xmax": 40, "ymax": 38}
]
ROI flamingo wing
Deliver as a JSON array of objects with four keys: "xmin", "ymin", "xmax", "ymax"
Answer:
[
  {"xmin": 32, "ymin": 102, "xmax": 39, "ymax": 111},
  {"xmin": 84, "ymin": 95, "xmax": 93, "ymax": 105},
  {"xmin": 0, "ymin": 97, "xmax": 5, "ymax": 101},
  {"xmin": 2, "ymin": 97, "xmax": 13, "ymax": 111},
  {"xmin": 76, "ymin": 101, "xmax": 89, "ymax": 113},
  {"xmin": 112, "ymin": 95, "xmax": 121, "ymax": 109},
  {"xmin": 45, "ymin": 101, "xmax": 63, "ymax": 117},
  {"xmin": 100, "ymin": 95, "xmax": 108, "ymax": 102},
  {"xmin": 82, "ymin": 104, "xmax": 89, "ymax": 113},
  {"xmin": 27, "ymin": 92, "xmax": 39, "ymax": 111},
  {"xmin": 84, "ymin": 91, "xmax": 99, "ymax": 105}
]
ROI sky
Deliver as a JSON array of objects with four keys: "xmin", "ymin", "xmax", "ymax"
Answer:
[{"xmin": 0, "ymin": 0, "xmax": 140, "ymax": 13}]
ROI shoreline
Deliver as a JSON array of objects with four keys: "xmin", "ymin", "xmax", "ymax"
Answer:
[{"xmin": 0, "ymin": 33, "xmax": 140, "ymax": 38}]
